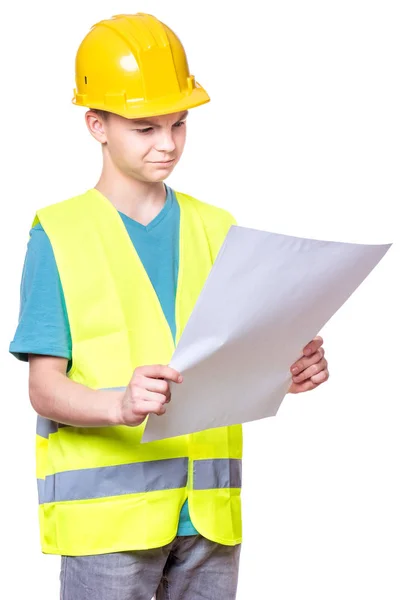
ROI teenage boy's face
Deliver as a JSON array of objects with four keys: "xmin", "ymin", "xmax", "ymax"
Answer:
[{"xmin": 91, "ymin": 110, "xmax": 188, "ymax": 183}]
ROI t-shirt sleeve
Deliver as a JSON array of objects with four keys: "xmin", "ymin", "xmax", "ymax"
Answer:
[{"xmin": 9, "ymin": 223, "xmax": 72, "ymax": 363}]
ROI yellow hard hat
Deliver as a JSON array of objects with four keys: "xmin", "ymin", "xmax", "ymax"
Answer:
[{"xmin": 72, "ymin": 12, "xmax": 210, "ymax": 119}]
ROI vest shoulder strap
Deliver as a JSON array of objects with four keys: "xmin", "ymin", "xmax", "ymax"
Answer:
[{"xmin": 175, "ymin": 191, "xmax": 237, "ymax": 261}]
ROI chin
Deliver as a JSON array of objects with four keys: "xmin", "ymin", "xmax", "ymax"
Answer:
[
  {"xmin": 147, "ymin": 174, "xmax": 170, "ymax": 183},
  {"xmin": 130, "ymin": 171, "xmax": 166, "ymax": 184},
  {"xmin": 146, "ymin": 168, "xmax": 176, "ymax": 182}
]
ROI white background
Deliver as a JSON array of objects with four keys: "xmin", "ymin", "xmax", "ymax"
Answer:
[{"xmin": 1, "ymin": 1, "xmax": 415, "ymax": 598}]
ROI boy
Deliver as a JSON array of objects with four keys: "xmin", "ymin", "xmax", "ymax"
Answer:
[{"xmin": 10, "ymin": 12, "xmax": 329, "ymax": 600}]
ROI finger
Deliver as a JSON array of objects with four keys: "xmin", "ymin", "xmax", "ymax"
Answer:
[
  {"xmin": 311, "ymin": 369, "xmax": 329, "ymax": 385},
  {"xmin": 291, "ymin": 348, "xmax": 325, "ymax": 375},
  {"xmin": 141, "ymin": 378, "xmax": 170, "ymax": 395},
  {"xmin": 133, "ymin": 390, "xmax": 169, "ymax": 407},
  {"xmin": 134, "ymin": 400, "xmax": 167, "ymax": 417},
  {"xmin": 135, "ymin": 364, "xmax": 183, "ymax": 384},
  {"xmin": 292, "ymin": 358, "xmax": 327, "ymax": 383},
  {"xmin": 290, "ymin": 379, "xmax": 319, "ymax": 394},
  {"xmin": 302, "ymin": 336, "xmax": 323, "ymax": 357}
]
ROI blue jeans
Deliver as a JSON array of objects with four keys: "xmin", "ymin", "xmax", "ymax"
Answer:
[{"xmin": 60, "ymin": 535, "xmax": 241, "ymax": 600}]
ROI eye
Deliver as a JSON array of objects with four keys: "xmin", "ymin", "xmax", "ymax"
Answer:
[
  {"xmin": 136, "ymin": 127, "xmax": 153, "ymax": 134},
  {"xmin": 174, "ymin": 120, "xmax": 186, "ymax": 128}
]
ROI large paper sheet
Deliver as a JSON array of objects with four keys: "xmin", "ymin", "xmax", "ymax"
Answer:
[{"xmin": 142, "ymin": 226, "xmax": 391, "ymax": 443}]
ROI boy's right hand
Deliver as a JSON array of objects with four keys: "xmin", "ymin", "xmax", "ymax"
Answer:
[{"xmin": 117, "ymin": 365, "xmax": 183, "ymax": 427}]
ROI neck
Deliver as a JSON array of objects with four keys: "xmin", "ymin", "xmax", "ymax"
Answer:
[{"xmin": 95, "ymin": 160, "xmax": 167, "ymax": 226}]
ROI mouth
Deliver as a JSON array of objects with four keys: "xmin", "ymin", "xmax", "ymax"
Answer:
[{"xmin": 150, "ymin": 159, "xmax": 175, "ymax": 165}]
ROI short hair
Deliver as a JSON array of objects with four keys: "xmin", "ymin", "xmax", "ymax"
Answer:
[{"xmin": 90, "ymin": 108, "xmax": 110, "ymax": 120}]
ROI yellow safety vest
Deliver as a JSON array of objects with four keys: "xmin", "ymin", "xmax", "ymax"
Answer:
[{"xmin": 34, "ymin": 188, "xmax": 243, "ymax": 556}]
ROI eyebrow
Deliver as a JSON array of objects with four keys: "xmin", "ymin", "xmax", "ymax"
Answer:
[{"xmin": 131, "ymin": 111, "xmax": 189, "ymax": 127}]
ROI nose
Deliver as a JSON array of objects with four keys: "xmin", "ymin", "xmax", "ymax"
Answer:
[{"xmin": 154, "ymin": 128, "xmax": 176, "ymax": 154}]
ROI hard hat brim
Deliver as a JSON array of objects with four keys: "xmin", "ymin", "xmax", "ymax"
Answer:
[{"xmin": 73, "ymin": 85, "xmax": 210, "ymax": 120}]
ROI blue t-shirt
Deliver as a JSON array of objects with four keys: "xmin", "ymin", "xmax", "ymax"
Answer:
[{"xmin": 10, "ymin": 185, "xmax": 198, "ymax": 537}]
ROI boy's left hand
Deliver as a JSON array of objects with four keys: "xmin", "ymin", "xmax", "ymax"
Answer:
[{"xmin": 289, "ymin": 336, "xmax": 329, "ymax": 394}]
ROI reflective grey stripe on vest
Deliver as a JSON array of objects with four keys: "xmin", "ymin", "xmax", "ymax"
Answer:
[
  {"xmin": 37, "ymin": 478, "xmax": 46, "ymax": 504},
  {"xmin": 37, "ymin": 457, "xmax": 242, "ymax": 504},
  {"xmin": 36, "ymin": 416, "xmax": 59, "ymax": 438},
  {"xmin": 193, "ymin": 458, "xmax": 242, "ymax": 490},
  {"xmin": 37, "ymin": 457, "xmax": 188, "ymax": 504}
]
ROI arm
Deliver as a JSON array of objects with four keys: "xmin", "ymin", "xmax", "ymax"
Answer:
[
  {"xmin": 13, "ymin": 228, "xmax": 181, "ymax": 428},
  {"xmin": 29, "ymin": 355, "xmax": 182, "ymax": 427},
  {"xmin": 29, "ymin": 355, "xmax": 124, "ymax": 426}
]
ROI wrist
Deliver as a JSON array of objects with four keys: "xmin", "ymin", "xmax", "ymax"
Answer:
[{"xmin": 106, "ymin": 391, "xmax": 125, "ymax": 426}]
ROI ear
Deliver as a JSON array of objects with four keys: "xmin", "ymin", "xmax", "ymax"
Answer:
[{"xmin": 85, "ymin": 110, "xmax": 108, "ymax": 144}]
